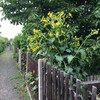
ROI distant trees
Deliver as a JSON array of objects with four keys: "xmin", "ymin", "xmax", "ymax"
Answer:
[
  {"xmin": 0, "ymin": 25, "xmax": 1, "ymax": 34},
  {"xmin": 0, "ymin": 36, "xmax": 8, "ymax": 53}
]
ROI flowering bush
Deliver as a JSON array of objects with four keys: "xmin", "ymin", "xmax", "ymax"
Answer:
[{"xmin": 27, "ymin": 11, "xmax": 99, "ymax": 80}]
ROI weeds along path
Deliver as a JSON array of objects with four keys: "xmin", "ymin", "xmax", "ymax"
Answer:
[{"xmin": 0, "ymin": 47, "xmax": 19, "ymax": 100}]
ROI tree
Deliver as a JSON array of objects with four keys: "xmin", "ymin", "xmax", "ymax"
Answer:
[
  {"xmin": 0, "ymin": 0, "xmax": 100, "ymax": 36},
  {"xmin": 0, "ymin": 0, "xmax": 63, "ymax": 24},
  {"xmin": 9, "ymin": 0, "xmax": 100, "ymax": 79}
]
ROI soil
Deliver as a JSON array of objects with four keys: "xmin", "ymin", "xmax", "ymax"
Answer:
[{"xmin": 0, "ymin": 47, "xmax": 19, "ymax": 100}]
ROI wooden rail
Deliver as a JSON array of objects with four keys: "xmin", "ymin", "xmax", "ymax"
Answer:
[{"xmin": 18, "ymin": 49, "xmax": 98, "ymax": 100}]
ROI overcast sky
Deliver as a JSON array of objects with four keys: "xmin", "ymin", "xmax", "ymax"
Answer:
[{"xmin": 0, "ymin": 12, "xmax": 23, "ymax": 39}]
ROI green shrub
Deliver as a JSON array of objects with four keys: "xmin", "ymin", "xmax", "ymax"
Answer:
[
  {"xmin": 27, "ymin": 12, "xmax": 100, "ymax": 80},
  {"xmin": 13, "ymin": 33, "xmax": 28, "ymax": 58},
  {"xmin": 0, "ymin": 36, "xmax": 8, "ymax": 53}
]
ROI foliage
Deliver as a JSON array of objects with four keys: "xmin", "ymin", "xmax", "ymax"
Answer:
[
  {"xmin": 13, "ymin": 72, "xmax": 30, "ymax": 100},
  {"xmin": 1, "ymin": 0, "xmax": 100, "ymax": 35},
  {"xmin": 26, "ymin": 72, "xmax": 33, "ymax": 83},
  {"xmin": 26, "ymin": 72, "xmax": 38, "ymax": 92},
  {"xmin": 13, "ymin": 33, "xmax": 28, "ymax": 57},
  {"xmin": 84, "ymin": 34, "xmax": 100, "ymax": 75},
  {"xmin": 2, "ymin": 0, "xmax": 100, "ymax": 80},
  {"xmin": 27, "ymin": 12, "xmax": 100, "ymax": 80},
  {"xmin": 0, "ymin": 36, "xmax": 8, "ymax": 53}
]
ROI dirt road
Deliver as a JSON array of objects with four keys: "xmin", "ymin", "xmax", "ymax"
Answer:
[{"xmin": 0, "ymin": 47, "xmax": 19, "ymax": 100}]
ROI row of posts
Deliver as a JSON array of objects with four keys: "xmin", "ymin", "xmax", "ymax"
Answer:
[
  {"xmin": 18, "ymin": 49, "xmax": 97, "ymax": 100},
  {"xmin": 18, "ymin": 49, "xmax": 30, "ymax": 75},
  {"xmin": 18, "ymin": 49, "xmax": 43, "ymax": 100}
]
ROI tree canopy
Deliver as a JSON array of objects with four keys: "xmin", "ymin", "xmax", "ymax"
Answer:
[{"xmin": 0, "ymin": 0, "xmax": 100, "ymax": 36}]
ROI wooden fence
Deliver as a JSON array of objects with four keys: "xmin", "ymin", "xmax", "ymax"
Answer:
[
  {"xmin": 38, "ymin": 59, "xmax": 98, "ymax": 100},
  {"xmin": 20, "ymin": 51, "xmax": 38, "ymax": 100},
  {"xmin": 21, "ymin": 53, "xmax": 26, "ymax": 72},
  {"xmin": 18, "ymin": 49, "xmax": 98, "ymax": 100},
  {"xmin": 87, "ymin": 75, "xmax": 100, "ymax": 81}
]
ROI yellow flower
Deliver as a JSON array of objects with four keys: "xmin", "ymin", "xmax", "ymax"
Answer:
[
  {"xmin": 43, "ymin": 19, "xmax": 47, "ymax": 23},
  {"xmin": 52, "ymin": 21, "xmax": 56, "ymax": 27},
  {"xmin": 71, "ymin": 35, "xmax": 73, "ymax": 39},
  {"xmin": 48, "ymin": 12, "xmax": 50, "ymax": 16},
  {"xmin": 56, "ymin": 32, "xmax": 59, "ymax": 36},
  {"xmin": 39, "ymin": 34, "xmax": 41, "ymax": 37},
  {"xmin": 27, "ymin": 48, "xmax": 30, "ymax": 51},
  {"xmin": 84, "ymin": 56, "xmax": 86, "ymax": 59},
  {"xmin": 66, "ymin": 38, "xmax": 68, "ymax": 40},
  {"xmin": 67, "ymin": 24, "xmax": 69, "ymax": 28},
  {"xmin": 33, "ymin": 29, "xmax": 35, "ymax": 33},
  {"xmin": 33, "ymin": 36, "xmax": 35, "ymax": 40},
  {"xmin": 57, "ymin": 28, "xmax": 60, "ymax": 32},
  {"xmin": 49, "ymin": 12, "xmax": 53, "ymax": 17},
  {"xmin": 56, "ymin": 22, "xmax": 60, "ymax": 26},
  {"xmin": 77, "ymin": 41, "xmax": 80, "ymax": 46},
  {"xmin": 75, "ymin": 36, "xmax": 77, "ymax": 38},
  {"xmin": 69, "ymin": 13, "xmax": 72, "ymax": 17},
  {"xmin": 54, "ymin": 15, "xmax": 57, "ymax": 20},
  {"xmin": 62, "ymin": 30, "xmax": 65, "ymax": 34},
  {"xmin": 61, "ymin": 11, "xmax": 64, "ymax": 15},
  {"xmin": 36, "ymin": 29, "xmax": 38, "ymax": 33},
  {"xmin": 95, "ymin": 30, "xmax": 99, "ymax": 34},
  {"xmin": 33, "ymin": 70, "xmax": 35, "ymax": 74},
  {"xmin": 36, "ymin": 41, "xmax": 39, "ymax": 44},
  {"xmin": 41, "ymin": 16, "xmax": 44, "ymax": 22},
  {"xmin": 33, "ymin": 29, "xmax": 38, "ymax": 33},
  {"xmin": 32, "ymin": 48, "xmax": 36, "ymax": 52},
  {"xmin": 36, "ymin": 46, "xmax": 39, "ymax": 49},
  {"xmin": 49, "ymin": 32, "xmax": 53, "ymax": 37},
  {"xmin": 44, "ymin": 24, "xmax": 47, "ymax": 28}
]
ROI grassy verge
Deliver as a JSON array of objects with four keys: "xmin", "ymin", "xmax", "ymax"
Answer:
[{"xmin": 12, "ymin": 71, "xmax": 30, "ymax": 100}]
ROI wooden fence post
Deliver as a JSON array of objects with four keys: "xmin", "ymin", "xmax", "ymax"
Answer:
[
  {"xmin": 25, "ymin": 52, "xmax": 29, "ymax": 81},
  {"xmin": 92, "ymin": 86, "xmax": 97, "ymax": 100},
  {"xmin": 83, "ymin": 84, "xmax": 88, "ymax": 100},
  {"xmin": 38, "ymin": 59, "xmax": 43, "ymax": 100},
  {"xmin": 69, "ymin": 75, "xmax": 74, "ymax": 100},
  {"xmin": 42, "ymin": 60, "xmax": 46, "ymax": 100},
  {"xmin": 65, "ymin": 73, "xmax": 69, "ymax": 100},
  {"xmin": 18, "ymin": 49, "xmax": 21, "ymax": 71},
  {"xmin": 76, "ymin": 79, "xmax": 81, "ymax": 100},
  {"xmin": 60, "ymin": 71, "xmax": 64, "ymax": 100}
]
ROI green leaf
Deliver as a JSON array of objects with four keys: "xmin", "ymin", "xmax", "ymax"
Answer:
[
  {"xmin": 31, "ymin": 85, "xmax": 38, "ymax": 91},
  {"xmin": 67, "ymin": 55, "xmax": 74, "ymax": 63},
  {"xmin": 30, "ymin": 81, "xmax": 35, "ymax": 85},
  {"xmin": 66, "ymin": 67, "xmax": 73, "ymax": 74},
  {"xmin": 36, "ymin": 50, "xmax": 43, "ymax": 56},
  {"xmin": 59, "ymin": 47, "xmax": 66, "ymax": 52},
  {"xmin": 78, "ymin": 49, "xmax": 86, "ymax": 58},
  {"xmin": 66, "ymin": 49, "xmax": 71, "ymax": 53},
  {"xmin": 95, "ymin": 9, "xmax": 100, "ymax": 18},
  {"xmin": 35, "ymin": 77, "xmax": 38, "ymax": 81},
  {"xmin": 49, "ymin": 38, "xmax": 55, "ymax": 43},
  {"xmin": 55, "ymin": 55, "xmax": 63, "ymax": 62}
]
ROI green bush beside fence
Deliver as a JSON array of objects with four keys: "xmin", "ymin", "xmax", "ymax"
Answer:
[{"xmin": 0, "ymin": 36, "xmax": 8, "ymax": 53}]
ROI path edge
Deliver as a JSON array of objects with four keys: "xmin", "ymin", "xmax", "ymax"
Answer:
[{"xmin": 26, "ymin": 84, "xmax": 33, "ymax": 100}]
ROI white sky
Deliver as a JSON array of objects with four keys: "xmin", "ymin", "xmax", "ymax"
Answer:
[{"xmin": 0, "ymin": 12, "xmax": 23, "ymax": 39}]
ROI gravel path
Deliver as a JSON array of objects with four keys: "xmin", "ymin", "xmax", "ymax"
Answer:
[{"xmin": 0, "ymin": 47, "xmax": 19, "ymax": 100}]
